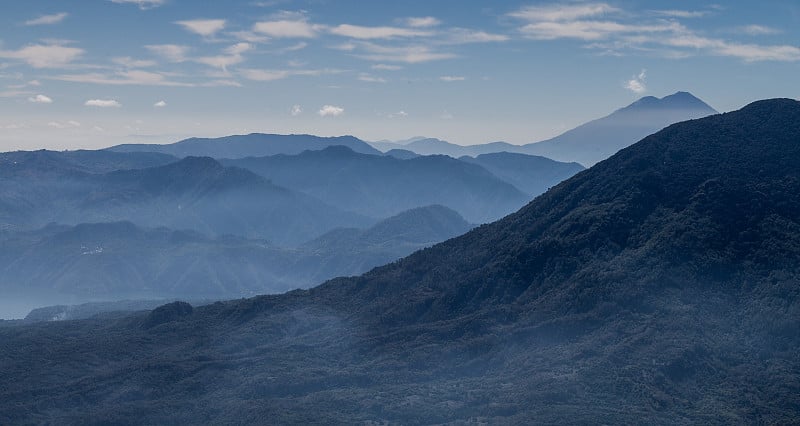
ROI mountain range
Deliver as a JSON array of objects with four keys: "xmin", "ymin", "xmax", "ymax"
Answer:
[
  {"xmin": 0, "ymin": 154, "xmax": 369, "ymax": 245},
  {"xmin": 222, "ymin": 145, "xmax": 544, "ymax": 223},
  {"xmin": 1, "ymin": 98, "xmax": 797, "ymax": 423},
  {"xmin": 108, "ymin": 133, "xmax": 381, "ymax": 158},
  {"xmin": 370, "ymin": 92, "xmax": 718, "ymax": 166},
  {"xmin": 0, "ymin": 205, "xmax": 472, "ymax": 303}
]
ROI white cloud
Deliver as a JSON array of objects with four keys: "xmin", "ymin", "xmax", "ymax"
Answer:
[
  {"xmin": 112, "ymin": 56, "xmax": 157, "ymax": 68},
  {"xmin": 403, "ymin": 17, "xmax": 441, "ymax": 28},
  {"xmin": 290, "ymin": 105, "xmax": 302, "ymax": 116},
  {"xmin": 510, "ymin": 3, "xmax": 618, "ymax": 22},
  {"xmin": 0, "ymin": 44, "xmax": 84, "ymax": 68},
  {"xmin": 231, "ymin": 31, "xmax": 270, "ymax": 43},
  {"xmin": 146, "ymin": 44, "xmax": 190, "ymax": 62},
  {"xmin": 358, "ymin": 73, "xmax": 386, "ymax": 83},
  {"xmin": 508, "ymin": 3, "xmax": 799, "ymax": 62},
  {"xmin": 444, "ymin": 29, "xmax": 509, "ymax": 44},
  {"xmin": 253, "ymin": 20, "xmax": 318, "ymax": 38},
  {"xmin": 371, "ymin": 64, "xmax": 402, "ymax": 71},
  {"xmin": 240, "ymin": 67, "xmax": 337, "ymax": 82},
  {"xmin": 737, "ymin": 25, "xmax": 781, "ymax": 36},
  {"xmin": 48, "ymin": 120, "xmax": 81, "ymax": 128},
  {"xmin": 55, "ymin": 70, "xmax": 192, "ymax": 86},
  {"xmin": 388, "ymin": 110, "xmax": 408, "ymax": 118},
  {"xmin": 652, "ymin": 10, "xmax": 709, "ymax": 18},
  {"xmin": 440, "ymin": 75, "xmax": 465, "ymax": 82},
  {"xmin": 176, "ymin": 19, "xmax": 227, "ymax": 37},
  {"xmin": 624, "ymin": 69, "xmax": 647, "ymax": 94},
  {"xmin": 354, "ymin": 42, "xmax": 456, "ymax": 63},
  {"xmin": 318, "ymin": 105, "xmax": 344, "ymax": 117},
  {"xmin": 154, "ymin": 100, "xmax": 167, "ymax": 107},
  {"xmin": 109, "ymin": 0, "xmax": 165, "ymax": 10},
  {"xmin": 28, "ymin": 94, "xmax": 53, "ymax": 104},
  {"xmin": 25, "ymin": 12, "xmax": 68, "ymax": 26},
  {"xmin": 518, "ymin": 20, "xmax": 682, "ymax": 41},
  {"xmin": 194, "ymin": 43, "xmax": 251, "ymax": 70},
  {"xmin": 85, "ymin": 99, "xmax": 122, "ymax": 108},
  {"xmin": 240, "ymin": 69, "xmax": 290, "ymax": 81},
  {"xmin": 330, "ymin": 24, "xmax": 433, "ymax": 39}
]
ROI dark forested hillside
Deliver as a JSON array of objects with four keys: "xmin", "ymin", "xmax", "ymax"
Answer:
[{"xmin": 1, "ymin": 99, "xmax": 799, "ymax": 424}]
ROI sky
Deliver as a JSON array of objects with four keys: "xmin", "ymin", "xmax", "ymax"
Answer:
[{"xmin": 0, "ymin": 0, "xmax": 798, "ymax": 150}]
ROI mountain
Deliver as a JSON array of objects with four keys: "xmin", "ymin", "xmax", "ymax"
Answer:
[
  {"xmin": 367, "ymin": 92, "xmax": 718, "ymax": 166},
  {"xmin": 107, "ymin": 133, "xmax": 381, "ymax": 158},
  {"xmin": 300, "ymin": 205, "xmax": 473, "ymax": 283},
  {"xmin": 223, "ymin": 146, "xmax": 532, "ymax": 223},
  {"xmin": 383, "ymin": 148, "xmax": 419, "ymax": 159},
  {"xmin": 0, "ymin": 149, "xmax": 177, "ymax": 175},
  {"xmin": 461, "ymin": 152, "xmax": 585, "ymax": 196},
  {"xmin": 0, "ymin": 206, "xmax": 471, "ymax": 308},
  {"xmin": 519, "ymin": 91, "xmax": 718, "ymax": 165},
  {"xmin": 2, "ymin": 98, "xmax": 799, "ymax": 423},
  {"xmin": 0, "ymin": 155, "xmax": 369, "ymax": 245}
]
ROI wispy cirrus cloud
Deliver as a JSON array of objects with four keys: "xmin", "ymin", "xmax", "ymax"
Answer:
[
  {"xmin": 240, "ymin": 67, "xmax": 338, "ymax": 82},
  {"xmin": 145, "ymin": 44, "xmax": 190, "ymax": 62},
  {"xmin": 176, "ymin": 19, "xmax": 227, "ymax": 37},
  {"xmin": 109, "ymin": 0, "xmax": 165, "ymax": 10},
  {"xmin": 253, "ymin": 19, "xmax": 319, "ymax": 38},
  {"xmin": 25, "ymin": 12, "xmax": 68, "ymax": 26},
  {"xmin": 403, "ymin": 17, "xmax": 441, "ymax": 28},
  {"xmin": 508, "ymin": 2, "xmax": 800, "ymax": 62},
  {"xmin": 736, "ymin": 25, "xmax": 781, "ymax": 36},
  {"xmin": 329, "ymin": 24, "xmax": 433, "ymax": 39},
  {"xmin": 54, "ymin": 70, "xmax": 193, "ymax": 87},
  {"xmin": 0, "ymin": 43, "xmax": 84, "ymax": 68},
  {"xmin": 347, "ymin": 41, "xmax": 456, "ymax": 64}
]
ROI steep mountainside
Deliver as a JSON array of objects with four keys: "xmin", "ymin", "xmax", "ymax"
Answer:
[
  {"xmin": 1, "ymin": 99, "xmax": 799, "ymax": 424},
  {"xmin": 223, "ymin": 146, "xmax": 532, "ymax": 223},
  {"xmin": 107, "ymin": 133, "xmax": 381, "ymax": 158}
]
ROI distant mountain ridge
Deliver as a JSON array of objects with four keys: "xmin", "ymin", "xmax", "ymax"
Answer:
[
  {"xmin": 222, "ymin": 145, "xmax": 537, "ymax": 223},
  {"xmin": 366, "ymin": 92, "xmax": 718, "ymax": 166},
  {"xmin": 0, "ymin": 154, "xmax": 369, "ymax": 245},
  {"xmin": 107, "ymin": 133, "xmax": 381, "ymax": 158},
  {"xmin": 0, "ymin": 205, "xmax": 472, "ymax": 303}
]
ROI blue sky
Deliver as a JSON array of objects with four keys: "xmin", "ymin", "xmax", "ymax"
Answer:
[{"xmin": 0, "ymin": 0, "xmax": 798, "ymax": 150}]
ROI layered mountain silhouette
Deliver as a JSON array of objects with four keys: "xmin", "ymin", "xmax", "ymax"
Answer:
[
  {"xmin": 0, "ymin": 149, "xmax": 176, "ymax": 175},
  {"xmin": 1, "ymin": 99, "xmax": 797, "ymax": 423},
  {"xmin": 0, "ymin": 155, "xmax": 368, "ymax": 245},
  {"xmin": 0, "ymin": 206, "xmax": 472, "ymax": 303},
  {"xmin": 108, "ymin": 133, "xmax": 381, "ymax": 158},
  {"xmin": 368, "ymin": 92, "xmax": 718, "ymax": 166},
  {"xmin": 222, "ymin": 146, "xmax": 538, "ymax": 223},
  {"xmin": 460, "ymin": 152, "xmax": 585, "ymax": 196},
  {"xmin": 520, "ymin": 91, "xmax": 718, "ymax": 165}
]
